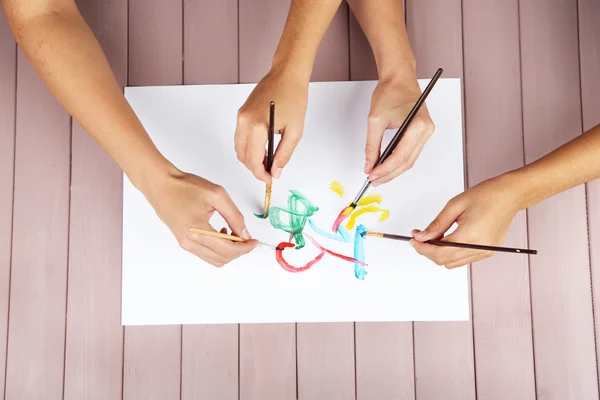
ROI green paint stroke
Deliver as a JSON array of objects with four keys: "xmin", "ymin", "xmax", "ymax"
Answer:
[{"xmin": 260, "ymin": 190, "xmax": 319, "ymax": 249}]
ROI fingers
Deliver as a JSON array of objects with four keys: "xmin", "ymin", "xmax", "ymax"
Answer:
[
  {"xmin": 368, "ymin": 117, "xmax": 434, "ymax": 185},
  {"xmin": 188, "ymin": 227, "xmax": 258, "ymax": 266},
  {"xmin": 412, "ymin": 199, "xmax": 464, "ymax": 242},
  {"xmin": 364, "ymin": 114, "xmax": 387, "ymax": 174},
  {"xmin": 410, "ymin": 237, "xmax": 493, "ymax": 268},
  {"xmin": 178, "ymin": 236, "xmax": 229, "ymax": 267},
  {"xmin": 210, "ymin": 186, "xmax": 252, "ymax": 239},
  {"xmin": 235, "ymin": 111, "xmax": 272, "ymax": 183},
  {"xmin": 272, "ymin": 126, "xmax": 302, "ymax": 178}
]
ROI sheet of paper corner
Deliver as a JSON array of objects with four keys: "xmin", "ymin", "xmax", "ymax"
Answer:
[{"xmin": 121, "ymin": 79, "xmax": 469, "ymax": 326}]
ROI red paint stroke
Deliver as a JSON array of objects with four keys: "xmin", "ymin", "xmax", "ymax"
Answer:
[
  {"xmin": 275, "ymin": 242, "xmax": 324, "ymax": 272},
  {"xmin": 332, "ymin": 206, "xmax": 349, "ymax": 233},
  {"xmin": 275, "ymin": 235, "xmax": 367, "ymax": 273}
]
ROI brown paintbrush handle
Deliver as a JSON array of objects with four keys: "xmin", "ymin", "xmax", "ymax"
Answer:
[{"xmin": 369, "ymin": 232, "xmax": 537, "ymax": 255}]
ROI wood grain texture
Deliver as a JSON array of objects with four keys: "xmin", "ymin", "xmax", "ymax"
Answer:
[
  {"xmin": 5, "ymin": 52, "xmax": 71, "ymax": 400},
  {"xmin": 181, "ymin": 1, "xmax": 239, "ymax": 398},
  {"xmin": 349, "ymin": 4, "xmax": 415, "ymax": 399},
  {"xmin": 355, "ymin": 323, "xmax": 415, "ymax": 400},
  {"xmin": 406, "ymin": 0, "xmax": 475, "ymax": 398},
  {"xmin": 519, "ymin": 0, "xmax": 599, "ymax": 398},
  {"xmin": 62, "ymin": 0, "xmax": 127, "ymax": 399},
  {"xmin": 183, "ymin": 0, "xmax": 238, "ymax": 85},
  {"xmin": 462, "ymin": 0, "xmax": 536, "ymax": 398},
  {"xmin": 312, "ymin": 4, "xmax": 350, "ymax": 82},
  {"xmin": 294, "ymin": 4, "xmax": 354, "ymax": 399},
  {"xmin": 238, "ymin": 0, "xmax": 290, "ymax": 84},
  {"xmin": 240, "ymin": 324, "xmax": 296, "ymax": 400},
  {"xmin": 128, "ymin": 0, "xmax": 183, "ymax": 86},
  {"xmin": 297, "ymin": 323, "xmax": 355, "ymax": 400},
  {"xmin": 578, "ymin": 0, "xmax": 600, "ymax": 383},
  {"xmin": 0, "ymin": 12, "xmax": 16, "ymax": 399},
  {"xmin": 124, "ymin": 0, "xmax": 183, "ymax": 397},
  {"xmin": 348, "ymin": 12, "xmax": 376, "ymax": 81}
]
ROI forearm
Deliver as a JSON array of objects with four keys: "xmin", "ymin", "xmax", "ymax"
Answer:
[
  {"xmin": 507, "ymin": 123, "xmax": 600, "ymax": 209},
  {"xmin": 3, "ymin": 0, "xmax": 175, "ymax": 192},
  {"xmin": 347, "ymin": 0, "xmax": 416, "ymax": 82},
  {"xmin": 271, "ymin": 0, "xmax": 343, "ymax": 80}
]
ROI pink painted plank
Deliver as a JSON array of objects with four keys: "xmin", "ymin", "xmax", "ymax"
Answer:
[
  {"xmin": 240, "ymin": 324, "xmax": 296, "ymax": 400},
  {"xmin": 519, "ymin": 0, "xmax": 598, "ymax": 398},
  {"xmin": 355, "ymin": 323, "xmax": 414, "ymax": 400},
  {"xmin": 62, "ymin": 0, "xmax": 127, "ymax": 398},
  {"xmin": 123, "ymin": 0, "xmax": 183, "ymax": 397},
  {"xmin": 181, "ymin": 1, "xmax": 239, "ymax": 398},
  {"xmin": 183, "ymin": 0, "xmax": 238, "ymax": 85},
  {"xmin": 238, "ymin": 0, "xmax": 290, "ymax": 84},
  {"xmin": 461, "ymin": 0, "xmax": 536, "ymax": 398},
  {"xmin": 5, "ymin": 51, "xmax": 71, "ymax": 399},
  {"xmin": 348, "ymin": 12, "xmax": 376, "ymax": 81},
  {"xmin": 0, "ymin": 12, "xmax": 16, "ymax": 398},
  {"xmin": 296, "ymin": 323, "xmax": 355, "ymax": 400},
  {"xmin": 182, "ymin": 326, "xmax": 238, "ymax": 400},
  {"xmin": 312, "ymin": 4, "xmax": 349, "ymax": 82},
  {"xmin": 349, "ymin": 4, "xmax": 415, "ymax": 399},
  {"xmin": 405, "ymin": 1, "xmax": 476, "ymax": 398},
  {"xmin": 128, "ymin": 0, "xmax": 182, "ymax": 86},
  {"xmin": 579, "ymin": 0, "xmax": 600, "ymax": 381},
  {"xmin": 237, "ymin": 2, "xmax": 294, "ymax": 399}
]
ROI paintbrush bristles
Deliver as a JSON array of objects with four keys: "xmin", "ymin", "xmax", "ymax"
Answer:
[
  {"xmin": 263, "ymin": 182, "xmax": 272, "ymax": 216},
  {"xmin": 364, "ymin": 232, "xmax": 384, "ymax": 238}
]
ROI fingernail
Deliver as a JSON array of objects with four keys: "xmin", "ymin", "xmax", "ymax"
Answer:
[
  {"xmin": 364, "ymin": 162, "xmax": 371, "ymax": 174},
  {"xmin": 369, "ymin": 175, "xmax": 379, "ymax": 182},
  {"xmin": 273, "ymin": 168, "xmax": 282, "ymax": 179},
  {"xmin": 241, "ymin": 228, "xmax": 251, "ymax": 240},
  {"xmin": 414, "ymin": 230, "xmax": 426, "ymax": 239}
]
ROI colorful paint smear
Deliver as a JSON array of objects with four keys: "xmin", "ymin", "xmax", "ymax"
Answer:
[
  {"xmin": 275, "ymin": 234, "xmax": 366, "ymax": 273},
  {"xmin": 257, "ymin": 181, "xmax": 389, "ymax": 279},
  {"xmin": 266, "ymin": 189, "xmax": 318, "ymax": 249},
  {"xmin": 329, "ymin": 181, "xmax": 345, "ymax": 197}
]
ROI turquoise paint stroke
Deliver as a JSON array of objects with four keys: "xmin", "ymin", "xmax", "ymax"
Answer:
[
  {"xmin": 307, "ymin": 219, "xmax": 351, "ymax": 243},
  {"xmin": 353, "ymin": 224, "xmax": 368, "ymax": 280}
]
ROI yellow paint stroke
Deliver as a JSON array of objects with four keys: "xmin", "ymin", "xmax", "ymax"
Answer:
[
  {"xmin": 329, "ymin": 181, "xmax": 345, "ymax": 197},
  {"xmin": 345, "ymin": 205, "xmax": 390, "ymax": 230},
  {"xmin": 356, "ymin": 194, "xmax": 382, "ymax": 206}
]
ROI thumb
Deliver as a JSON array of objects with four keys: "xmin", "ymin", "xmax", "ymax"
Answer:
[
  {"xmin": 365, "ymin": 115, "xmax": 387, "ymax": 173},
  {"xmin": 414, "ymin": 200, "xmax": 463, "ymax": 241},
  {"xmin": 213, "ymin": 187, "xmax": 251, "ymax": 240},
  {"xmin": 272, "ymin": 126, "xmax": 302, "ymax": 178}
]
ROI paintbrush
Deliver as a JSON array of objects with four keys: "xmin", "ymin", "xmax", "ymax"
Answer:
[
  {"xmin": 259, "ymin": 101, "xmax": 276, "ymax": 219},
  {"xmin": 363, "ymin": 231, "xmax": 537, "ymax": 255},
  {"xmin": 189, "ymin": 227, "xmax": 283, "ymax": 250},
  {"xmin": 333, "ymin": 68, "xmax": 444, "ymax": 231}
]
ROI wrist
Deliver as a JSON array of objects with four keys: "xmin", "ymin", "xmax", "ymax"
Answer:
[
  {"xmin": 496, "ymin": 167, "xmax": 549, "ymax": 211},
  {"xmin": 377, "ymin": 58, "xmax": 418, "ymax": 86},
  {"xmin": 124, "ymin": 150, "xmax": 182, "ymax": 197},
  {"xmin": 270, "ymin": 55, "xmax": 314, "ymax": 84}
]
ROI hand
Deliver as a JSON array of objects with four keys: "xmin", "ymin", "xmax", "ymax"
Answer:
[
  {"xmin": 235, "ymin": 68, "xmax": 309, "ymax": 183},
  {"xmin": 144, "ymin": 169, "xmax": 259, "ymax": 267},
  {"xmin": 365, "ymin": 76, "xmax": 435, "ymax": 185},
  {"xmin": 409, "ymin": 174, "xmax": 522, "ymax": 268}
]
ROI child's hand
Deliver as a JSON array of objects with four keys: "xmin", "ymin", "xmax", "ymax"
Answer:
[
  {"xmin": 235, "ymin": 68, "xmax": 309, "ymax": 183},
  {"xmin": 365, "ymin": 76, "xmax": 435, "ymax": 186},
  {"xmin": 144, "ymin": 169, "xmax": 259, "ymax": 267}
]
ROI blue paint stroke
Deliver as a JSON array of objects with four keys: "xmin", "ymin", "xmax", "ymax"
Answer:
[
  {"xmin": 353, "ymin": 224, "xmax": 368, "ymax": 280},
  {"xmin": 307, "ymin": 219, "xmax": 351, "ymax": 243}
]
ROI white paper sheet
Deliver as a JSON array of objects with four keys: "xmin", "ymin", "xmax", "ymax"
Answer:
[{"xmin": 122, "ymin": 79, "xmax": 469, "ymax": 325}]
